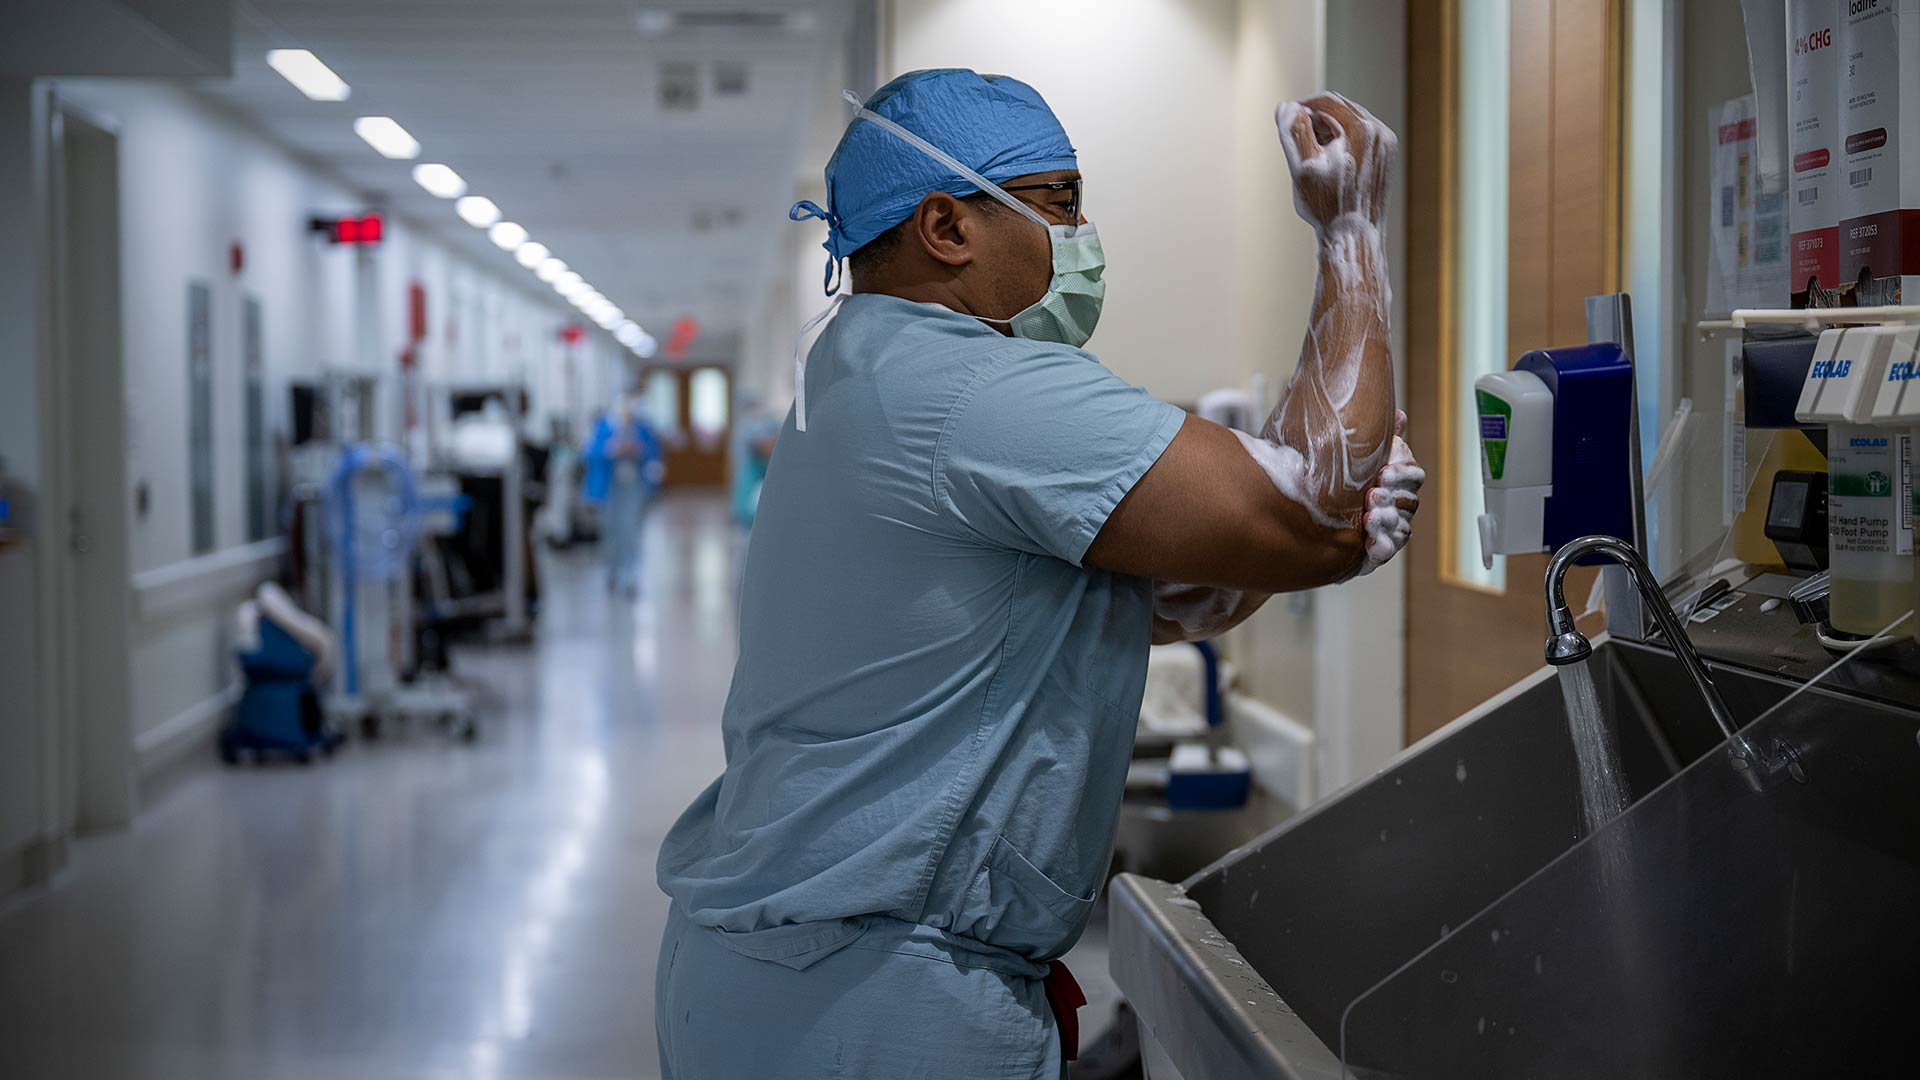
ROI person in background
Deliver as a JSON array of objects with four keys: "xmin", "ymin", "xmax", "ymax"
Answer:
[{"xmin": 583, "ymin": 394, "xmax": 664, "ymax": 597}]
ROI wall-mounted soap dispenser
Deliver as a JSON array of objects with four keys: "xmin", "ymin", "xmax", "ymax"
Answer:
[{"xmin": 1475, "ymin": 341, "xmax": 1639, "ymax": 569}]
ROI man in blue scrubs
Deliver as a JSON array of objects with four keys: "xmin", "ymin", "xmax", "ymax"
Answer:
[{"xmin": 657, "ymin": 69, "xmax": 1420, "ymax": 1078}]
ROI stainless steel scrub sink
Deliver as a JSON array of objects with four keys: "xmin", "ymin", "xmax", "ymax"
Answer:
[{"xmin": 1109, "ymin": 637, "xmax": 1920, "ymax": 1079}]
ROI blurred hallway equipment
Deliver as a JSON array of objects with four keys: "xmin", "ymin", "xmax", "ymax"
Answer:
[
  {"xmin": 321, "ymin": 443, "xmax": 474, "ymax": 741},
  {"xmin": 221, "ymin": 583, "xmax": 342, "ymax": 764},
  {"xmin": 439, "ymin": 385, "xmax": 539, "ymax": 639}
]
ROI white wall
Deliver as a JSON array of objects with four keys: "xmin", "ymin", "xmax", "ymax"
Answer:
[
  {"xmin": 47, "ymin": 78, "xmax": 610, "ymax": 771},
  {"xmin": 888, "ymin": 0, "xmax": 1246, "ymax": 402}
]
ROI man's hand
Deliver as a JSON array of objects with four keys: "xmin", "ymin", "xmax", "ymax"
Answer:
[
  {"xmin": 1355, "ymin": 411, "xmax": 1424, "ymax": 577},
  {"xmin": 1277, "ymin": 92, "xmax": 1395, "ymax": 231}
]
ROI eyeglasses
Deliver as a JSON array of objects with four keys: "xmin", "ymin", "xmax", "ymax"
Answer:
[{"xmin": 1001, "ymin": 178, "xmax": 1082, "ymax": 223}]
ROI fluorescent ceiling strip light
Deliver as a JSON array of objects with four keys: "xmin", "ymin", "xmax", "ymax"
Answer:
[
  {"xmin": 266, "ymin": 50, "xmax": 350, "ymax": 102},
  {"xmin": 515, "ymin": 242, "xmax": 550, "ymax": 268},
  {"xmin": 353, "ymin": 116, "xmax": 420, "ymax": 160},
  {"xmin": 456, "ymin": 196, "xmax": 501, "ymax": 228},
  {"xmin": 412, "ymin": 163, "xmax": 466, "ymax": 198},
  {"xmin": 536, "ymin": 257, "xmax": 568, "ymax": 282},
  {"xmin": 489, "ymin": 221, "xmax": 528, "ymax": 251}
]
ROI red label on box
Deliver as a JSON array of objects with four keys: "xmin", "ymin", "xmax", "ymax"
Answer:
[
  {"xmin": 1840, "ymin": 208, "xmax": 1920, "ymax": 294},
  {"xmin": 1795, "ymin": 148, "xmax": 1832, "ymax": 172},
  {"xmin": 1791, "ymin": 226, "xmax": 1841, "ymax": 305}
]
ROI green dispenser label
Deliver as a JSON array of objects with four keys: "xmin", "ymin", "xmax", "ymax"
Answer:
[{"xmin": 1476, "ymin": 390, "xmax": 1512, "ymax": 480}]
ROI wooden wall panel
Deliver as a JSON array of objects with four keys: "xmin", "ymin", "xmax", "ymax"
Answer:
[{"xmin": 1403, "ymin": 0, "xmax": 1622, "ymax": 743}]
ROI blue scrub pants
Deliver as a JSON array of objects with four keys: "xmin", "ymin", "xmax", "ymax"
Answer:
[
  {"xmin": 656, "ymin": 904, "xmax": 1062, "ymax": 1080},
  {"xmin": 602, "ymin": 468, "xmax": 648, "ymax": 591}
]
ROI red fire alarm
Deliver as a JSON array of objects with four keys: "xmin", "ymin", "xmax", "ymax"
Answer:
[
  {"xmin": 664, "ymin": 315, "xmax": 700, "ymax": 360},
  {"xmin": 312, "ymin": 212, "xmax": 384, "ymax": 246}
]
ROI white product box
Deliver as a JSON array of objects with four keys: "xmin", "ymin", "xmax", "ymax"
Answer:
[
  {"xmin": 1840, "ymin": 0, "xmax": 1920, "ymax": 305},
  {"xmin": 1789, "ymin": 0, "xmax": 1845, "ymax": 307}
]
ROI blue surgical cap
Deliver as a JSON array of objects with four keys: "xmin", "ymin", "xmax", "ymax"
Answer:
[{"xmin": 789, "ymin": 69, "xmax": 1077, "ymax": 292}]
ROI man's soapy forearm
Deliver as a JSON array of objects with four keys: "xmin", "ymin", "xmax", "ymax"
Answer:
[{"xmin": 1152, "ymin": 217, "xmax": 1396, "ymax": 641}]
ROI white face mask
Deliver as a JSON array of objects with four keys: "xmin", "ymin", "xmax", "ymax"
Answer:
[{"xmin": 790, "ymin": 93, "xmax": 1107, "ymax": 432}]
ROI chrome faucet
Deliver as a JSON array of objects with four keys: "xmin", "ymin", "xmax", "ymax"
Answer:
[{"xmin": 1544, "ymin": 534, "xmax": 1767, "ymax": 768}]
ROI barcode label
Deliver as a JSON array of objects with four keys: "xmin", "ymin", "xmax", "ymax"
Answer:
[
  {"xmin": 1850, "ymin": 167, "xmax": 1873, "ymax": 187},
  {"xmin": 1798, "ymin": 187, "xmax": 1818, "ymax": 205},
  {"xmin": 1900, "ymin": 434, "xmax": 1914, "ymax": 557}
]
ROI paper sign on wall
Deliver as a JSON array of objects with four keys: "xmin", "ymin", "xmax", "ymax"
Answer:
[{"xmin": 1708, "ymin": 95, "xmax": 1791, "ymax": 314}]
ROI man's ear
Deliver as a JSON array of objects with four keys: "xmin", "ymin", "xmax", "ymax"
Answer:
[{"xmin": 912, "ymin": 192, "xmax": 973, "ymax": 268}]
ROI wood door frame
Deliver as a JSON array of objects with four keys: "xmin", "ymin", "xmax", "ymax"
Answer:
[{"xmin": 1403, "ymin": 0, "xmax": 1626, "ymax": 743}]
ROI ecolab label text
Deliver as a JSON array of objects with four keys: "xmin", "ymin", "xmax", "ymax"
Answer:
[
  {"xmin": 1889, "ymin": 359, "xmax": 1918, "ymax": 382},
  {"xmin": 1849, "ymin": 436, "xmax": 1889, "ymax": 448},
  {"xmin": 1812, "ymin": 358, "xmax": 1853, "ymax": 379}
]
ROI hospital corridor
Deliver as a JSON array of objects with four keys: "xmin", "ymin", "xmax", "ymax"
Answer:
[{"xmin": 4, "ymin": 2, "xmax": 1920, "ymax": 1079}]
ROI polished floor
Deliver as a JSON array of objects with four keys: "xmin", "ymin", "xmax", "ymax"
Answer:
[{"xmin": 0, "ymin": 494, "xmax": 1117, "ymax": 1079}]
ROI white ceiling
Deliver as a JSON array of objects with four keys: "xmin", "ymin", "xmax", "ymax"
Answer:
[{"xmin": 198, "ymin": 0, "xmax": 852, "ymax": 344}]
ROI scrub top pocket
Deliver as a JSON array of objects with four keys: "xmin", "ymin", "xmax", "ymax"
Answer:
[{"xmin": 961, "ymin": 834, "xmax": 1098, "ymax": 959}]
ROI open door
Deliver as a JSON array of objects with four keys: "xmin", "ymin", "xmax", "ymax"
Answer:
[
  {"xmin": 638, "ymin": 364, "xmax": 732, "ymax": 490},
  {"xmin": 50, "ymin": 101, "xmax": 135, "ymax": 831},
  {"xmin": 1402, "ymin": 0, "xmax": 1621, "ymax": 742}
]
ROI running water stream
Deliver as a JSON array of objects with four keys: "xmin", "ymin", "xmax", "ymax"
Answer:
[{"xmin": 1556, "ymin": 659, "xmax": 1631, "ymax": 833}]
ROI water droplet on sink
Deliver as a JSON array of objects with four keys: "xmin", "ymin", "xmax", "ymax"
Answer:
[
  {"xmin": 1440, "ymin": 923, "xmax": 1450, "ymax": 937},
  {"xmin": 1534, "ymin": 954, "xmax": 1543, "ymax": 975},
  {"xmin": 1379, "ymin": 829, "xmax": 1388, "ymax": 842},
  {"xmin": 1456, "ymin": 759, "xmax": 1468, "ymax": 782},
  {"xmin": 1440, "ymin": 969, "xmax": 1459, "ymax": 984},
  {"xmin": 1477, "ymin": 1017, "xmax": 1486, "ymax": 1035},
  {"xmin": 1490, "ymin": 929, "xmax": 1501, "ymax": 943}
]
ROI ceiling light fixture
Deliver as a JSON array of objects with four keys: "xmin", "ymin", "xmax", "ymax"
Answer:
[
  {"xmin": 515, "ymin": 242, "xmax": 550, "ymax": 268},
  {"xmin": 456, "ymin": 196, "xmax": 501, "ymax": 228},
  {"xmin": 535, "ymin": 257, "xmax": 568, "ymax": 282},
  {"xmin": 411, "ymin": 163, "xmax": 466, "ymax": 199},
  {"xmin": 353, "ymin": 116, "xmax": 420, "ymax": 160},
  {"xmin": 266, "ymin": 49, "xmax": 351, "ymax": 102},
  {"xmin": 634, "ymin": 333, "xmax": 659, "ymax": 359},
  {"xmin": 615, "ymin": 322, "xmax": 643, "ymax": 347},
  {"xmin": 489, "ymin": 221, "xmax": 528, "ymax": 251}
]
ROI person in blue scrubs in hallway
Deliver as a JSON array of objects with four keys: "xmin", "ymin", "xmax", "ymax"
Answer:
[
  {"xmin": 583, "ymin": 396, "xmax": 664, "ymax": 597},
  {"xmin": 656, "ymin": 69, "xmax": 1422, "ymax": 1078}
]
